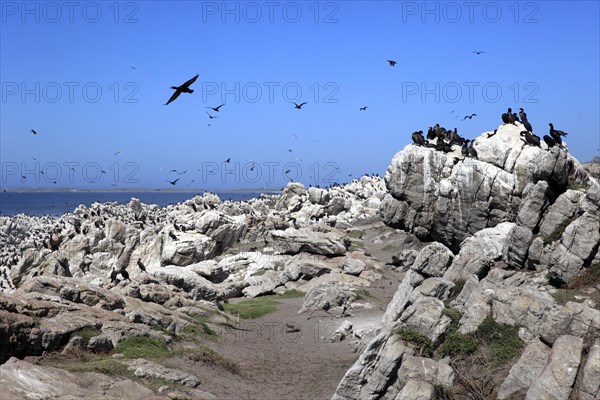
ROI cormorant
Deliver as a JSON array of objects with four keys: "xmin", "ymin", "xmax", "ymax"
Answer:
[
  {"xmin": 487, "ymin": 129, "xmax": 498, "ymax": 138},
  {"xmin": 468, "ymin": 141, "xmax": 478, "ymax": 159},
  {"xmin": 387, "ymin": 60, "xmax": 397, "ymax": 66},
  {"xmin": 359, "ymin": 106, "xmax": 368, "ymax": 111},
  {"xmin": 518, "ymin": 108, "xmax": 527, "ymax": 122},
  {"xmin": 472, "ymin": 51, "xmax": 485, "ymax": 55},
  {"xmin": 501, "ymin": 109, "xmax": 511, "ymax": 124},
  {"xmin": 549, "ymin": 123, "xmax": 568, "ymax": 137},
  {"xmin": 462, "ymin": 113, "xmax": 477, "ymax": 120},
  {"xmin": 166, "ymin": 178, "xmax": 180, "ymax": 186},
  {"xmin": 206, "ymin": 104, "xmax": 225, "ymax": 112},
  {"xmin": 543, "ymin": 135, "xmax": 556, "ymax": 149},
  {"xmin": 426, "ymin": 127, "xmax": 436, "ymax": 140},
  {"xmin": 168, "ymin": 231, "xmax": 178, "ymax": 241},
  {"xmin": 110, "ymin": 267, "xmax": 119, "ymax": 283},
  {"xmin": 523, "ymin": 119, "xmax": 533, "ymax": 133},
  {"xmin": 461, "ymin": 139, "xmax": 470, "ymax": 157},
  {"xmin": 411, "ymin": 131, "xmax": 426, "ymax": 146},
  {"xmin": 293, "ymin": 102, "xmax": 307, "ymax": 109},
  {"xmin": 520, "ymin": 131, "xmax": 540, "ymax": 147},
  {"xmin": 120, "ymin": 268, "xmax": 130, "ymax": 281},
  {"xmin": 164, "ymin": 74, "xmax": 199, "ymax": 106}
]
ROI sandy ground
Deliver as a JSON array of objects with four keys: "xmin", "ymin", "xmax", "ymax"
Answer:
[{"xmin": 33, "ymin": 218, "xmax": 418, "ymax": 400}]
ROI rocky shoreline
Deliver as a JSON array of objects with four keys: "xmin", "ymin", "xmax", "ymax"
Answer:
[{"xmin": 1, "ymin": 122, "xmax": 599, "ymax": 399}]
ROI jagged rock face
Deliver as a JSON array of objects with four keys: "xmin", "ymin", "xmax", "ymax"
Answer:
[{"xmin": 382, "ymin": 124, "xmax": 592, "ymax": 251}]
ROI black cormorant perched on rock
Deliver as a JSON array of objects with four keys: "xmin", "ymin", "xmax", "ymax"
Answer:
[
  {"xmin": 523, "ymin": 119, "xmax": 533, "ymax": 133},
  {"xmin": 519, "ymin": 108, "xmax": 527, "ymax": 122},
  {"xmin": 487, "ymin": 129, "xmax": 498, "ymax": 138},
  {"xmin": 520, "ymin": 131, "xmax": 541, "ymax": 147},
  {"xmin": 110, "ymin": 267, "xmax": 119, "ymax": 283},
  {"xmin": 502, "ymin": 108, "xmax": 511, "ymax": 124},
  {"xmin": 411, "ymin": 131, "xmax": 426, "ymax": 146},
  {"xmin": 468, "ymin": 141, "xmax": 478, "ymax": 159},
  {"xmin": 426, "ymin": 127, "xmax": 436, "ymax": 140},
  {"xmin": 549, "ymin": 123, "xmax": 568, "ymax": 137},
  {"xmin": 164, "ymin": 74, "xmax": 199, "ymax": 106},
  {"xmin": 169, "ymin": 231, "xmax": 178, "ymax": 241},
  {"xmin": 120, "ymin": 268, "xmax": 130, "ymax": 281},
  {"xmin": 461, "ymin": 139, "xmax": 470, "ymax": 157},
  {"xmin": 543, "ymin": 135, "xmax": 557, "ymax": 149}
]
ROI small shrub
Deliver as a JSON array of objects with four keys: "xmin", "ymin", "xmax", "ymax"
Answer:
[
  {"xmin": 63, "ymin": 358, "xmax": 129, "ymax": 376},
  {"xmin": 395, "ymin": 328, "xmax": 433, "ymax": 357},
  {"xmin": 475, "ymin": 316, "xmax": 524, "ymax": 367},
  {"xmin": 568, "ymin": 181, "xmax": 588, "ymax": 191},
  {"xmin": 551, "ymin": 289, "xmax": 585, "ymax": 304},
  {"xmin": 439, "ymin": 331, "xmax": 478, "ymax": 358},
  {"xmin": 353, "ymin": 289, "xmax": 371, "ymax": 300},
  {"xmin": 114, "ymin": 336, "xmax": 170, "ymax": 359},
  {"xmin": 188, "ymin": 345, "xmax": 240, "ymax": 374}
]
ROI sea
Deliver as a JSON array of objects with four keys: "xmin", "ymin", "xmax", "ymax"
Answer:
[{"xmin": 0, "ymin": 191, "xmax": 275, "ymax": 217}]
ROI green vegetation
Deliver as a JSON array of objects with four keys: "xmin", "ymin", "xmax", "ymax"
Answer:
[
  {"xmin": 542, "ymin": 219, "xmax": 573, "ymax": 245},
  {"xmin": 188, "ymin": 345, "xmax": 240, "ymax": 374},
  {"xmin": 70, "ymin": 327, "xmax": 102, "ymax": 343},
  {"xmin": 222, "ymin": 290, "xmax": 305, "ymax": 319},
  {"xmin": 475, "ymin": 316, "xmax": 525, "ymax": 367},
  {"xmin": 567, "ymin": 181, "xmax": 588, "ymax": 191},
  {"xmin": 439, "ymin": 331, "xmax": 478, "ymax": 358},
  {"xmin": 183, "ymin": 315, "xmax": 220, "ymax": 342},
  {"xmin": 380, "ymin": 244, "xmax": 397, "ymax": 252},
  {"xmin": 551, "ymin": 289, "xmax": 585, "ymax": 304},
  {"xmin": 62, "ymin": 357, "xmax": 130, "ymax": 376},
  {"xmin": 354, "ymin": 288, "xmax": 372, "ymax": 300},
  {"xmin": 395, "ymin": 328, "xmax": 433, "ymax": 357},
  {"xmin": 114, "ymin": 336, "xmax": 171, "ymax": 359},
  {"xmin": 346, "ymin": 229, "xmax": 364, "ymax": 239}
]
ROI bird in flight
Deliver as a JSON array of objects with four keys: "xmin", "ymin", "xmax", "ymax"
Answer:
[
  {"xmin": 293, "ymin": 133, "xmax": 298, "ymax": 138},
  {"xmin": 472, "ymin": 51, "xmax": 485, "ymax": 55},
  {"xmin": 164, "ymin": 74, "xmax": 199, "ymax": 106},
  {"xmin": 114, "ymin": 151, "xmax": 121, "ymax": 156},
  {"xmin": 224, "ymin": 158, "xmax": 231, "ymax": 163},
  {"xmin": 360, "ymin": 106, "xmax": 368, "ymax": 111},
  {"xmin": 206, "ymin": 111, "xmax": 218, "ymax": 119},
  {"xmin": 206, "ymin": 103, "xmax": 225, "ymax": 112},
  {"xmin": 462, "ymin": 113, "xmax": 477, "ymax": 120},
  {"xmin": 166, "ymin": 178, "xmax": 180, "ymax": 185},
  {"xmin": 130, "ymin": 66, "xmax": 136, "ymax": 69},
  {"xmin": 294, "ymin": 102, "xmax": 307, "ymax": 109},
  {"xmin": 387, "ymin": 60, "xmax": 397, "ymax": 66},
  {"xmin": 30, "ymin": 129, "xmax": 37, "ymax": 135}
]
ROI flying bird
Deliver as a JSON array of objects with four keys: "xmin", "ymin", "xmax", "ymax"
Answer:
[
  {"xmin": 360, "ymin": 106, "xmax": 368, "ymax": 111},
  {"xmin": 164, "ymin": 74, "xmax": 199, "ymax": 106},
  {"xmin": 166, "ymin": 178, "xmax": 180, "ymax": 185},
  {"xmin": 472, "ymin": 51, "xmax": 485, "ymax": 55},
  {"xmin": 30, "ymin": 129, "xmax": 37, "ymax": 135},
  {"xmin": 130, "ymin": 66, "xmax": 136, "ymax": 69},
  {"xmin": 206, "ymin": 111, "xmax": 218, "ymax": 119},
  {"xmin": 387, "ymin": 60, "xmax": 397, "ymax": 66},
  {"xmin": 462, "ymin": 113, "xmax": 477, "ymax": 120},
  {"xmin": 206, "ymin": 103, "xmax": 225, "ymax": 112},
  {"xmin": 224, "ymin": 158, "xmax": 231, "ymax": 163},
  {"xmin": 114, "ymin": 151, "xmax": 121, "ymax": 156},
  {"xmin": 293, "ymin": 102, "xmax": 307, "ymax": 109}
]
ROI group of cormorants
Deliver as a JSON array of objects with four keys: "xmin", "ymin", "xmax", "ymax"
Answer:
[
  {"xmin": 411, "ymin": 124, "xmax": 478, "ymax": 159},
  {"xmin": 501, "ymin": 107, "xmax": 569, "ymax": 150}
]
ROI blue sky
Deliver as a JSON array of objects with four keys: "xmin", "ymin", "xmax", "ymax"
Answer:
[{"xmin": 1, "ymin": 0, "xmax": 599, "ymax": 190}]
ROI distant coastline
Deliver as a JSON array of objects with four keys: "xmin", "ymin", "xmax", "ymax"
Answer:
[{"xmin": 1, "ymin": 188, "xmax": 283, "ymax": 194}]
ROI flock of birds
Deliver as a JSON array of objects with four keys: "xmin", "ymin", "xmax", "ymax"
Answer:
[{"xmin": 410, "ymin": 106, "xmax": 570, "ymax": 161}]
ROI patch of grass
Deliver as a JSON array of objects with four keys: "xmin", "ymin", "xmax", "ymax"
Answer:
[
  {"xmin": 569, "ymin": 263, "xmax": 600, "ymax": 288},
  {"xmin": 395, "ymin": 328, "xmax": 433, "ymax": 357},
  {"xmin": 439, "ymin": 331, "xmax": 478, "ymax": 358},
  {"xmin": 188, "ymin": 345, "xmax": 240, "ymax": 374},
  {"xmin": 223, "ymin": 296, "xmax": 279, "ymax": 319},
  {"xmin": 277, "ymin": 289, "xmax": 305, "ymax": 298},
  {"xmin": 475, "ymin": 316, "xmax": 524, "ymax": 367},
  {"xmin": 442, "ymin": 307, "xmax": 462, "ymax": 330},
  {"xmin": 70, "ymin": 327, "xmax": 102, "ymax": 343},
  {"xmin": 183, "ymin": 317, "xmax": 220, "ymax": 342},
  {"xmin": 114, "ymin": 336, "xmax": 171, "ymax": 360},
  {"xmin": 353, "ymin": 288, "xmax": 371, "ymax": 300},
  {"xmin": 551, "ymin": 289, "xmax": 585, "ymax": 304},
  {"xmin": 346, "ymin": 229, "xmax": 363, "ymax": 239},
  {"xmin": 568, "ymin": 181, "xmax": 588, "ymax": 191},
  {"xmin": 542, "ymin": 219, "xmax": 573, "ymax": 245},
  {"xmin": 62, "ymin": 357, "xmax": 130, "ymax": 376}
]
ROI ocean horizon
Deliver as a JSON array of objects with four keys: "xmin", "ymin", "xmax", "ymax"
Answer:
[{"xmin": 0, "ymin": 190, "xmax": 280, "ymax": 217}]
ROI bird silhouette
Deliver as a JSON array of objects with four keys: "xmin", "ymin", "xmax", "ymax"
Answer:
[
  {"xmin": 224, "ymin": 158, "xmax": 231, "ymax": 163},
  {"xmin": 166, "ymin": 178, "xmax": 180, "ymax": 185},
  {"xmin": 137, "ymin": 258, "xmax": 146, "ymax": 272},
  {"xmin": 360, "ymin": 106, "xmax": 368, "ymax": 111},
  {"xmin": 168, "ymin": 231, "xmax": 178, "ymax": 241},
  {"xmin": 164, "ymin": 74, "xmax": 199, "ymax": 106},
  {"xmin": 30, "ymin": 129, "xmax": 37, "ymax": 135},
  {"xmin": 206, "ymin": 111, "xmax": 218, "ymax": 119},
  {"xmin": 472, "ymin": 51, "xmax": 485, "ymax": 55},
  {"xmin": 206, "ymin": 103, "xmax": 225, "ymax": 112},
  {"xmin": 462, "ymin": 113, "xmax": 477, "ymax": 120},
  {"xmin": 130, "ymin": 66, "xmax": 136, "ymax": 69},
  {"xmin": 114, "ymin": 151, "xmax": 121, "ymax": 156},
  {"xmin": 293, "ymin": 102, "xmax": 307, "ymax": 109},
  {"xmin": 387, "ymin": 60, "xmax": 397, "ymax": 66}
]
